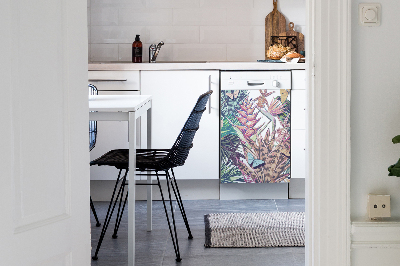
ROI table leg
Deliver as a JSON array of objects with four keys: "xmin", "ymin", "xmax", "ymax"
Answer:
[
  {"xmin": 147, "ymin": 105, "xmax": 152, "ymax": 232},
  {"xmin": 128, "ymin": 112, "xmax": 136, "ymax": 266}
]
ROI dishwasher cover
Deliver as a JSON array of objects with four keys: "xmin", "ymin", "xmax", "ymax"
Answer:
[{"xmin": 220, "ymin": 88, "xmax": 291, "ymax": 184}]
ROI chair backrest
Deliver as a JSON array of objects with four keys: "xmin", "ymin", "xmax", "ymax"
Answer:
[
  {"xmin": 89, "ymin": 84, "xmax": 98, "ymax": 151},
  {"xmin": 163, "ymin": 90, "xmax": 213, "ymax": 169}
]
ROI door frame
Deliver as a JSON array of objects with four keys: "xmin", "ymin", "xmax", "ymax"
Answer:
[
  {"xmin": 306, "ymin": 0, "xmax": 351, "ymax": 265},
  {"xmin": 83, "ymin": 0, "xmax": 353, "ymax": 264}
]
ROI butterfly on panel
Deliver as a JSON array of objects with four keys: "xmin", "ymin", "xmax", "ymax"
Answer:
[{"xmin": 247, "ymin": 152, "xmax": 265, "ymax": 169}]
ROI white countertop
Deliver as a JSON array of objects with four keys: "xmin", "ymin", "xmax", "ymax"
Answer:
[{"xmin": 89, "ymin": 62, "xmax": 306, "ymax": 71}]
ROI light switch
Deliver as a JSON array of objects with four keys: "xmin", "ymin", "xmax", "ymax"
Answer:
[{"xmin": 359, "ymin": 3, "xmax": 381, "ymax": 26}]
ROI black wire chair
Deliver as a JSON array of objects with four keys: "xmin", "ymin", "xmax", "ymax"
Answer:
[
  {"xmin": 89, "ymin": 84, "xmax": 101, "ymax": 227},
  {"xmin": 89, "ymin": 84, "xmax": 98, "ymax": 152},
  {"xmin": 90, "ymin": 90, "xmax": 213, "ymax": 262}
]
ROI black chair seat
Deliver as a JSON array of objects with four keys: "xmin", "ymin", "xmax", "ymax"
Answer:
[
  {"xmin": 90, "ymin": 149, "xmax": 129, "ymax": 169},
  {"xmin": 90, "ymin": 148, "xmax": 178, "ymax": 171}
]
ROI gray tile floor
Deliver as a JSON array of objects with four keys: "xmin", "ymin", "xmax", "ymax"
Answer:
[{"xmin": 91, "ymin": 199, "xmax": 305, "ymax": 266}]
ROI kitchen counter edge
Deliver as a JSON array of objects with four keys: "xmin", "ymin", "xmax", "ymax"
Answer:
[{"xmin": 89, "ymin": 62, "xmax": 306, "ymax": 71}]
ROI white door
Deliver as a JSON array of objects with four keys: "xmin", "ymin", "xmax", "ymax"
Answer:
[{"xmin": 0, "ymin": 0, "xmax": 90, "ymax": 265}]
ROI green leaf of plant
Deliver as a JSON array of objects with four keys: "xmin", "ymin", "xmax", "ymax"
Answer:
[
  {"xmin": 388, "ymin": 158, "xmax": 400, "ymax": 176},
  {"xmin": 392, "ymin": 135, "xmax": 400, "ymax": 144},
  {"xmin": 388, "ymin": 165, "xmax": 400, "ymax": 177}
]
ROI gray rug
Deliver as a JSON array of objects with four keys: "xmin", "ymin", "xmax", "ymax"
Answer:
[{"xmin": 204, "ymin": 212, "xmax": 305, "ymax": 248}]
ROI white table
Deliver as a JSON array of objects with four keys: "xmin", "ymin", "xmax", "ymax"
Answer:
[{"xmin": 89, "ymin": 95, "xmax": 152, "ymax": 266}]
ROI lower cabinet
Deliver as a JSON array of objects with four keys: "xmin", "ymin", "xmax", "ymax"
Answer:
[
  {"xmin": 88, "ymin": 68, "xmax": 305, "ymax": 192},
  {"xmin": 291, "ymin": 70, "xmax": 306, "ymax": 180},
  {"xmin": 141, "ymin": 70, "xmax": 220, "ymax": 180},
  {"xmin": 289, "ymin": 70, "xmax": 306, "ymax": 198}
]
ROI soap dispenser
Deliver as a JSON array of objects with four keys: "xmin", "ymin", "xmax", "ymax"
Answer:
[{"xmin": 132, "ymin": 35, "xmax": 142, "ymax": 63}]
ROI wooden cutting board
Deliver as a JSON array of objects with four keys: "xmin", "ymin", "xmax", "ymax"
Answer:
[
  {"xmin": 265, "ymin": 0, "xmax": 286, "ymax": 59},
  {"xmin": 279, "ymin": 22, "xmax": 304, "ymax": 52}
]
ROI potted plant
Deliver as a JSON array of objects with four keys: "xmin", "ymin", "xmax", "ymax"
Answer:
[{"xmin": 388, "ymin": 135, "xmax": 400, "ymax": 176}]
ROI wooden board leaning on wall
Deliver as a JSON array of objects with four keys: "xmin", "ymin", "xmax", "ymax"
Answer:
[
  {"xmin": 265, "ymin": 0, "xmax": 286, "ymax": 59},
  {"xmin": 280, "ymin": 22, "xmax": 304, "ymax": 53}
]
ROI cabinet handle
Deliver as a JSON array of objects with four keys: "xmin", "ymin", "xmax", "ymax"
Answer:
[
  {"xmin": 247, "ymin": 81, "xmax": 264, "ymax": 86},
  {"xmin": 88, "ymin": 79, "xmax": 127, "ymax": 82},
  {"xmin": 208, "ymin": 75, "xmax": 212, "ymax": 114}
]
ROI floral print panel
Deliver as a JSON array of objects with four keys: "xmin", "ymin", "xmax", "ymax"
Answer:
[{"xmin": 220, "ymin": 89, "xmax": 291, "ymax": 183}]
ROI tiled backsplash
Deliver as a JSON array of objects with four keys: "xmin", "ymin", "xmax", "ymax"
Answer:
[{"xmin": 88, "ymin": 0, "xmax": 305, "ymax": 62}]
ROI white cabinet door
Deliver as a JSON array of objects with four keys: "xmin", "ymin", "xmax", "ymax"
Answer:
[
  {"xmin": 292, "ymin": 70, "xmax": 306, "ymax": 90},
  {"xmin": 1, "ymin": 0, "xmax": 89, "ymax": 264},
  {"xmin": 291, "ymin": 90, "xmax": 306, "ymax": 130},
  {"xmin": 291, "ymin": 70, "xmax": 306, "ymax": 180},
  {"xmin": 141, "ymin": 70, "xmax": 219, "ymax": 180},
  {"xmin": 291, "ymin": 129, "xmax": 306, "ymax": 179}
]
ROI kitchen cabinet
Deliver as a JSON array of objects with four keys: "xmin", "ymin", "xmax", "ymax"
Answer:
[
  {"xmin": 141, "ymin": 70, "xmax": 219, "ymax": 180},
  {"xmin": 291, "ymin": 70, "xmax": 306, "ymax": 179},
  {"xmin": 88, "ymin": 67, "xmax": 304, "ymax": 184},
  {"xmin": 88, "ymin": 70, "xmax": 141, "ymax": 180}
]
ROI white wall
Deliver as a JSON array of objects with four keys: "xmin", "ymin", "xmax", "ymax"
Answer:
[
  {"xmin": 87, "ymin": 0, "xmax": 305, "ymax": 62},
  {"xmin": 351, "ymin": 0, "xmax": 400, "ymax": 220},
  {"xmin": 351, "ymin": 1, "xmax": 400, "ymax": 264}
]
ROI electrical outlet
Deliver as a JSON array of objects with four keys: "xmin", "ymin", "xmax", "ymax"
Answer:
[{"xmin": 368, "ymin": 194, "xmax": 391, "ymax": 219}]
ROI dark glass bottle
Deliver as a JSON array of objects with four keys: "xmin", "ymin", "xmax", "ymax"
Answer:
[{"xmin": 132, "ymin": 35, "xmax": 142, "ymax": 63}]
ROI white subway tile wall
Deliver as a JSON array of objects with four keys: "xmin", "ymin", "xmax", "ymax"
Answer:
[
  {"xmin": 147, "ymin": 26, "xmax": 199, "ymax": 44},
  {"xmin": 118, "ymin": 43, "xmax": 132, "ymax": 61},
  {"xmin": 91, "ymin": 44, "xmax": 119, "ymax": 61},
  {"xmin": 88, "ymin": 0, "xmax": 305, "ymax": 62},
  {"xmin": 91, "ymin": 7, "xmax": 119, "ymax": 26},
  {"xmin": 173, "ymin": 44, "xmax": 226, "ymax": 61},
  {"xmin": 91, "ymin": 26, "xmax": 146, "ymax": 43}
]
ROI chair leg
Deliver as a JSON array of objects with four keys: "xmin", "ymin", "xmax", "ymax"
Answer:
[
  {"xmin": 156, "ymin": 171, "xmax": 182, "ymax": 262},
  {"xmin": 90, "ymin": 196, "xmax": 101, "ymax": 227},
  {"xmin": 112, "ymin": 178, "xmax": 128, "ymax": 239},
  {"xmin": 165, "ymin": 171, "xmax": 181, "ymax": 261},
  {"xmin": 168, "ymin": 169, "xmax": 193, "ymax": 239},
  {"xmin": 92, "ymin": 169, "xmax": 128, "ymax": 261}
]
